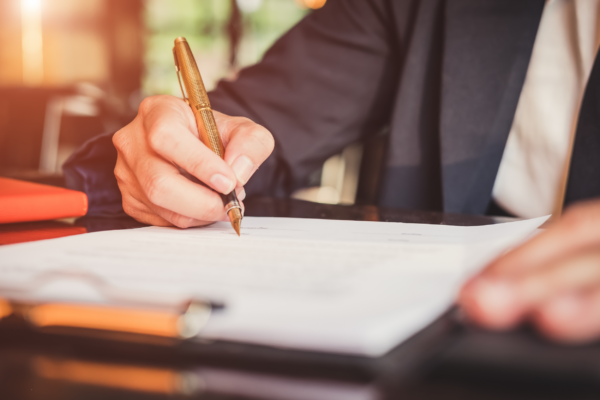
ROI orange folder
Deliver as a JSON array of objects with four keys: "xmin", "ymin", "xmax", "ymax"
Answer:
[{"xmin": 0, "ymin": 177, "xmax": 88, "ymax": 224}]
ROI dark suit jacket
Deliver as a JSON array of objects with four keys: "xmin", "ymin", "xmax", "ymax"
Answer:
[{"xmin": 64, "ymin": 0, "xmax": 600, "ymax": 217}]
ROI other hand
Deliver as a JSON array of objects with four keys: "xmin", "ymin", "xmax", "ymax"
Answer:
[
  {"xmin": 113, "ymin": 95, "xmax": 274, "ymax": 228},
  {"xmin": 460, "ymin": 199, "xmax": 600, "ymax": 343}
]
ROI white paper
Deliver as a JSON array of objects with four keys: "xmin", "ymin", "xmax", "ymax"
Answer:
[{"xmin": 0, "ymin": 216, "xmax": 548, "ymax": 356}]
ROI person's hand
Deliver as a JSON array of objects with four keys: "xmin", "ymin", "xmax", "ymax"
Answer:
[
  {"xmin": 460, "ymin": 199, "xmax": 600, "ymax": 343},
  {"xmin": 112, "ymin": 95, "xmax": 274, "ymax": 228}
]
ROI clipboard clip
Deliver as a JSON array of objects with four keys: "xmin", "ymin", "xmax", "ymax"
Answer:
[{"xmin": 0, "ymin": 296, "xmax": 222, "ymax": 343}]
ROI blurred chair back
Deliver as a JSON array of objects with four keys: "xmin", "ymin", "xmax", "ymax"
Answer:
[
  {"xmin": 0, "ymin": 87, "xmax": 70, "ymax": 172},
  {"xmin": 0, "ymin": 86, "xmax": 116, "ymax": 184}
]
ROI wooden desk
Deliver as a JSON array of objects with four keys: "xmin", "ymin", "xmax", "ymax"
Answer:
[{"xmin": 0, "ymin": 198, "xmax": 598, "ymax": 400}]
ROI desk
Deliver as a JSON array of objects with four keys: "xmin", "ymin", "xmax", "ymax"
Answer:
[{"xmin": 0, "ymin": 198, "xmax": 598, "ymax": 400}]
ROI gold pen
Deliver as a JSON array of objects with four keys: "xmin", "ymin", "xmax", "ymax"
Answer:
[{"xmin": 173, "ymin": 37, "xmax": 243, "ymax": 236}]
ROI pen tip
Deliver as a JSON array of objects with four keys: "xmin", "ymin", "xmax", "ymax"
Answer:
[{"xmin": 229, "ymin": 208, "xmax": 242, "ymax": 237}]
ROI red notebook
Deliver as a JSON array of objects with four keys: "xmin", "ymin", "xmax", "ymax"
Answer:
[{"xmin": 0, "ymin": 178, "xmax": 88, "ymax": 224}]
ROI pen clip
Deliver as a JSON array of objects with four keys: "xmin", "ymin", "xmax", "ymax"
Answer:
[{"xmin": 173, "ymin": 47, "xmax": 190, "ymax": 106}]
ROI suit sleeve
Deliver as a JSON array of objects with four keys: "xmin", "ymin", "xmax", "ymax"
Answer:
[
  {"xmin": 64, "ymin": 0, "xmax": 400, "ymax": 212},
  {"xmin": 210, "ymin": 0, "xmax": 399, "ymax": 197},
  {"xmin": 62, "ymin": 131, "xmax": 125, "ymax": 217}
]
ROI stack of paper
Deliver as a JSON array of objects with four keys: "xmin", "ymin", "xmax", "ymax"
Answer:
[{"xmin": 0, "ymin": 216, "xmax": 547, "ymax": 356}]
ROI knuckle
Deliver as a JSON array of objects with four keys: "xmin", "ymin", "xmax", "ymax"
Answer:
[
  {"xmin": 114, "ymin": 165, "xmax": 126, "ymax": 185},
  {"xmin": 122, "ymin": 200, "xmax": 139, "ymax": 218},
  {"xmin": 227, "ymin": 116, "xmax": 250, "ymax": 131},
  {"xmin": 230, "ymin": 118, "xmax": 274, "ymax": 153},
  {"xmin": 186, "ymin": 154, "xmax": 208, "ymax": 176},
  {"xmin": 171, "ymin": 214, "xmax": 194, "ymax": 229},
  {"xmin": 122, "ymin": 198, "xmax": 149, "ymax": 225},
  {"xmin": 139, "ymin": 96, "xmax": 158, "ymax": 114},
  {"xmin": 148, "ymin": 123, "xmax": 172, "ymax": 152},
  {"xmin": 258, "ymin": 127, "xmax": 275, "ymax": 151},
  {"xmin": 140, "ymin": 95, "xmax": 181, "ymax": 116},
  {"xmin": 143, "ymin": 175, "xmax": 168, "ymax": 206},
  {"xmin": 234, "ymin": 116, "xmax": 253, "ymax": 126},
  {"xmin": 113, "ymin": 158, "xmax": 130, "ymax": 185},
  {"xmin": 112, "ymin": 129, "xmax": 125, "ymax": 150},
  {"xmin": 248, "ymin": 124, "xmax": 275, "ymax": 153}
]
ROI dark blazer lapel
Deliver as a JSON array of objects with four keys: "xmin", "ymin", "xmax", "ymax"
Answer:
[{"xmin": 440, "ymin": 0, "xmax": 544, "ymax": 214}]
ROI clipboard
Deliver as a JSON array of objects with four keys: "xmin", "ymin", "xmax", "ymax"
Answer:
[
  {"xmin": 0, "ymin": 269, "xmax": 223, "ymax": 343},
  {"xmin": 0, "ymin": 214, "xmax": 550, "ymax": 357}
]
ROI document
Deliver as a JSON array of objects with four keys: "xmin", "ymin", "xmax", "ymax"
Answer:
[{"xmin": 0, "ymin": 216, "xmax": 548, "ymax": 356}]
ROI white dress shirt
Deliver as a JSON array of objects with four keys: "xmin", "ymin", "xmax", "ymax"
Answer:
[{"xmin": 492, "ymin": 0, "xmax": 600, "ymax": 218}]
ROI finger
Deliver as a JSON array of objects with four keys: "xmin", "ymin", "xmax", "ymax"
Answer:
[
  {"xmin": 459, "ymin": 278, "xmax": 524, "ymax": 330},
  {"xmin": 115, "ymin": 158, "xmax": 170, "ymax": 226},
  {"xmin": 140, "ymin": 95, "xmax": 197, "ymax": 138},
  {"xmin": 236, "ymin": 186, "xmax": 246, "ymax": 201},
  {"xmin": 533, "ymin": 289, "xmax": 600, "ymax": 343},
  {"xmin": 132, "ymin": 195, "xmax": 214, "ymax": 229},
  {"xmin": 515, "ymin": 250, "xmax": 600, "ymax": 307},
  {"xmin": 461, "ymin": 199, "xmax": 600, "ymax": 330},
  {"xmin": 143, "ymin": 99, "xmax": 238, "ymax": 195},
  {"xmin": 148, "ymin": 203, "xmax": 214, "ymax": 229},
  {"xmin": 117, "ymin": 162, "xmax": 197, "ymax": 227},
  {"xmin": 120, "ymin": 171, "xmax": 213, "ymax": 229},
  {"xmin": 214, "ymin": 111, "xmax": 275, "ymax": 185},
  {"xmin": 136, "ymin": 155, "xmax": 228, "ymax": 222},
  {"xmin": 122, "ymin": 192, "xmax": 172, "ymax": 227},
  {"xmin": 123, "ymin": 156, "xmax": 247, "ymax": 228},
  {"xmin": 459, "ymin": 250, "xmax": 600, "ymax": 330},
  {"xmin": 485, "ymin": 200, "xmax": 600, "ymax": 278}
]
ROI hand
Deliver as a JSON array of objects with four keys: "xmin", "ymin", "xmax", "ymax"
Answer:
[
  {"xmin": 112, "ymin": 95, "xmax": 274, "ymax": 228},
  {"xmin": 459, "ymin": 199, "xmax": 600, "ymax": 343}
]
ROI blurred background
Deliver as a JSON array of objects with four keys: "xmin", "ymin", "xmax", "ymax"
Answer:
[{"xmin": 0, "ymin": 0, "xmax": 369, "ymax": 206}]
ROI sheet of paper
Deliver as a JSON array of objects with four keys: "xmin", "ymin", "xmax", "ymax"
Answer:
[{"xmin": 0, "ymin": 216, "xmax": 548, "ymax": 356}]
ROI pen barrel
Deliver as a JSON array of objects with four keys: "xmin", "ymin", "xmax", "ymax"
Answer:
[
  {"xmin": 221, "ymin": 192, "xmax": 241, "ymax": 213},
  {"xmin": 196, "ymin": 107, "xmax": 225, "ymax": 158},
  {"xmin": 174, "ymin": 37, "xmax": 242, "ymax": 232},
  {"xmin": 173, "ymin": 38, "xmax": 225, "ymax": 159}
]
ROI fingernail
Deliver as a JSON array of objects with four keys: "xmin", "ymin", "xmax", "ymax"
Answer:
[
  {"xmin": 232, "ymin": 155, "xmax": 255, "ymax": 184},
  {"xmin": 210, "ymin": 174, "xmax": 235, "ymax": 194},
  {"xmin": 468, "ymin": 278, "xmax": 521, "ymax": 328},
  {"xmin": 545, "ymin": 293, "xmax": 584, "ymax": 321},
  {"xmin": 236, "ymin": 188, "xmax": 246, "ymax": 201}
]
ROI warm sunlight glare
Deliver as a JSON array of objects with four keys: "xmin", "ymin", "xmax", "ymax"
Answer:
[
  {"xmin": 295, "ymin": 0, "xmax": 327, "ymax": 10},
  {"xmin": 21, "ymin": 0, "xmax": 44, "ymax": 86}
]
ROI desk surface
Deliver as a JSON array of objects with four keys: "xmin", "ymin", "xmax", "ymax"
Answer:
[{"xmin": 0, "ymin": 198, "xmax": 598, "ymax": 400}]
